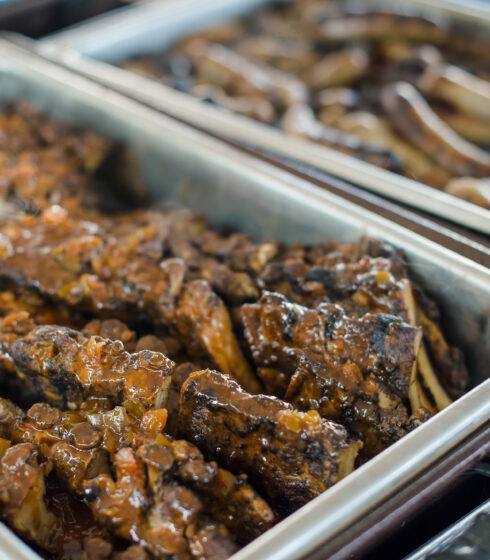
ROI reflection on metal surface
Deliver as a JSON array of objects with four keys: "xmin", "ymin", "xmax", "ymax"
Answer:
[{"xmin": 405, "ymin": 499, "xmax": 490, "ymax": 560}]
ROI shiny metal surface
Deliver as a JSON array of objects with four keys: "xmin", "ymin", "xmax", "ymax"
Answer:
[
  {"xmin": 39, "ymin": 0, "xmax": 490, "ymax": 233},
  {"xmin": 0, "ymin": 40, "xmax": 488, "ymax": 560},
  {"xmin": 404, "ymin": 499, "xmax": 490, "ymax": 560}
]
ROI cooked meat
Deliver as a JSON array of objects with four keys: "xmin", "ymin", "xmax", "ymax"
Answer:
[
  {"xmin": 11, "ymin": 325, "xmax": 174, "ymax": 409},
  {"xmin": 116, "ymin": 3, "xmax": 490, "ymax": 209},
  {"xmin": 301, "ymin": 47, "xmax": 370, "ymax": 90},
  {"xmin": 285, "ymin": 352, "xmax": 429, "ymax": 457},
  {"xmin": 174, "ymin": 280, "xmax": 261, "ymax": 393},
  {"xmin": 0, "ymin": 397, "xmax": 163, "ymax": 493},
  {"xmin": 165, "ymin": 362, "xmax": 200, "ymax": 437},
  {"xmin": 0, "ymin": 101, "xmax": 469, "ymax": 559},
  {"xmin": 85, "ymin": 445, "xmax": 239, "ymax": 559},
  {"xmin": 179, "ymin": 369, "xmax": 360, "ymax": 515},
  {"xmin": 0, "ymin": 443, "xmax": 60, "ymax": 552},
  {"xmin": 259, "ymin": 254, "xmax": 416, "ymax": 320},
  {"xmin": 381, "ymin": 81, "xmax": 490, "ymax": 177},
  {"xmin": 0, "ymin": 397, "xmax": 275, "ymax": 546},
  {"xmin": 280, "ymin": 103, "xmax": 401, "ymax": 171},
  {"xmin": 82, "ymin": 319, "xmax": 137, "ymax": 351},
  {"xmin": 333, "ymin": 111, "xmax": 451, "ymax": 188},
  {"xmin": 0, "ymin": 102, "xmax": 111, "ymax": 214},
  {"xmin": 420, "ymin": 64, "xmax": 490, "ymax": 121},
  {"xmin": 234, "ymin": 36, "xmax": 319, "ymax": 73},
  {"xmin": 0, "ymin": 204, "xmax": 197, "ymax": 325},
  {"xmin": 182, "ymin": 40, "xmax": 309, "ymax": 108},
  {"xmin": 0, "ymin": 207, "xmax": 262, "ymax": 391},
  {"xmin": 0, "ymin": 441, "xmax": 151, "ymax": 560},
  {"xmin": 192, "ymin": 231, "xmax": 280, "ymax": 276},
  {"xmin": 241, "ymin": 292, "xmax": 422, "ymax": 400}
]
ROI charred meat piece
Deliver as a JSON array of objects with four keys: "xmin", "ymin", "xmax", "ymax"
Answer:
[
  {"xmin": 179, "ymin": 369, "xmax": 360, "ymax": 515},
  {"xmin": 281, "ymin": 103, "xmax": 401, "ymax": 171},
  {"xmin": 285, "ymin": 353, "xmax": 429, "ymax": 458},
  {"xmin": 0, "ymin": 397, "xmax": 275, "ymax": 545},
  {"xmin": 0, "ymin": 103, "xmax": 111, "ymax": 213},
  {"xmin": 259, "ymin": 254, "xmax": 416, "ymax": 321},
  {"xmin": 0, "ymin": 443, "xmax": 60, "ymax": 553},
  {"xmin": 382, "ymin": 81, "xmax": 490, "ymax": 177},
  {"xmin": 84, "ymin": 446, "xmax": 239, "ymax": 559},
  {"xmin": 174, "ymin": 280, "xmax": 261, "ymax": 393},
  {"xmin": 11, "ymin": 325, "xmax": 174, "ymax": 409},
  {"xmin": 241, "ymin": 292, "xmax": 421, "ymax": 400}
]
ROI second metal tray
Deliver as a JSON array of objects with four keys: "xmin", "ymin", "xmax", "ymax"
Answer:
[{"xmin": 38, "ymin": 0, "xmax": 490, "ymax": 233}]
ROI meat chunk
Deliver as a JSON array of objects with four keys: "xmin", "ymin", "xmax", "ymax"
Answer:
[
  {"xmin": 0, "ymin": 397, "xmax": 275, "ymax": 544},
  {"xmin": 179, "ymin": 370, "xmax": 360, "ymax": 515},
  {"xmin": 0, "ymin": 102, "xmax": 111, "ymax": 214},
  {"xmin": 241, "ymin": 292, "xmax": 422, "ymax": 400},
  {"xmin": 260, "ymin": 255, "xmax": 416, "ymax": 322},
  {"xmin": 84, "ymin": 446, "xmax": 239, "ymax": 559},
  {"xmin": 1, "ymin": 208, "xmax": 261, "ymax": 392},
  {"xmin": 285, "ymin": 353, "xmax": 426, "ymax": 457},
  {"xmin": 11, "ymin": 325, "xmax": 174, "ymax": 409},
  {"xmin": 174, "ymin": 280, "xmax": 261, "ymax": 393},
  {"xmin": 0, "ymin": 443, "xmax": 60, "ymax": 552},
  {"xmin": 82, "ymin": 319, "xmax": 137, "ymax": 351},
  {"xmin": 0, "ymin": 204, "xmax": 195, "ymax": 325}
]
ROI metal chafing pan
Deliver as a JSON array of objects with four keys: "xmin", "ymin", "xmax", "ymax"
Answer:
[
  {"xmin": 38, "ymin": 0, "xmax": 490, "ymax": 234},
  {"xmin": 404, "ymin": 498, "xmax": 490, "ymax": 560},
  {"xmin": 0, "ymin": 39, "xmax": 489, "ymax": 560}
]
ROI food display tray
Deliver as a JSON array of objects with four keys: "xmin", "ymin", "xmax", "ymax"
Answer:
[
  {"xmin": 0, "ymin": 39, "xmax": 488, "ymax": 560},
  {"xmin": 38, "ymin": 0, "xmax": 490, "ymax": 233}
]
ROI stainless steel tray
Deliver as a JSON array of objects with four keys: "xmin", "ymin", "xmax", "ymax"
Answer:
[
  {"xmin": 0, "ymin": 39, "xmax": 488, "ymax": 560},
  {"xmin": 404, "ymin": 498, "xmax": 490, "ymax": 560},
  {"xmin": 38, "ymin": 0, "xmax": 490, "ymax": 234}
]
